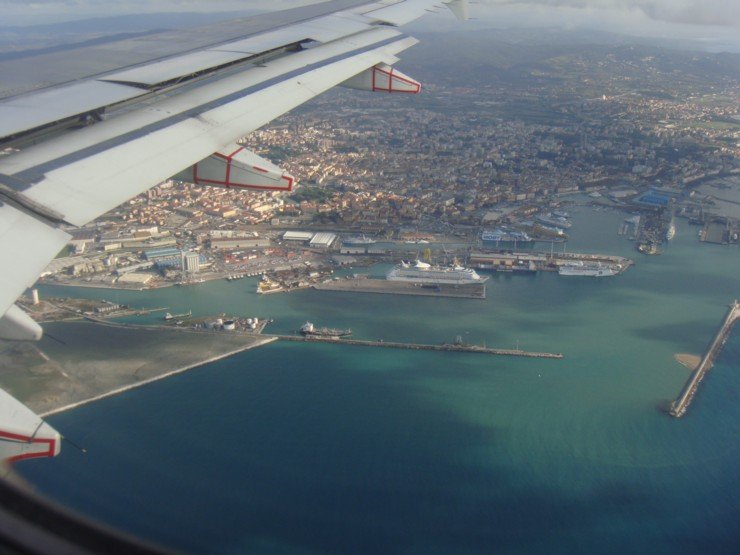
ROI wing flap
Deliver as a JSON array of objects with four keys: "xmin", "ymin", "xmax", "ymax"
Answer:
[
  {"xmin": 9, "ymin": 30, "xmax": 412, "ymax": 227},
  {"xmin": 102, "ymin": 50, "xmax": 253, "ymax": 88},
  {"xmin": 0, "ymin": 81, "xmax": 146, "ymax": 140}
]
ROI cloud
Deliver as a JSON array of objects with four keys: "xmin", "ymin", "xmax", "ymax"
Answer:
[{"xmin": 488, "ymin": 0, "xmax": 740, "ymax": 27}]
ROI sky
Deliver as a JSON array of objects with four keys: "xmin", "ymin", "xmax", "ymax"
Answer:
[{"xmin": 1, "ymin": 1, "xmax": 738, "ymax": 50}]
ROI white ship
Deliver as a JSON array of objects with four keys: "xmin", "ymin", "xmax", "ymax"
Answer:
[
  {"xmin": 558, "ymin": 261, "xmax": 619, "ymax": 277},
  {"xmin": 386, "ymin": 260, "xmax": 489, "ymax": 285},
  {"xmin": 536, "ymin": 213, "xmax": 572, "ymax": 229},
  {"xmin": 666, "ymin": 221, "xmax": 676, "ymax": 241}
]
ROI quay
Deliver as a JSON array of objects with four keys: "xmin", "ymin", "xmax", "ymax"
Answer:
[
  {"xmin": 313, "ymin": 277, "xmax": 486, "ymax": 299},
  {"xmin": 670, "ymin": 300, "xmax": 739, "ymax": 418},
  {"xmin": 469, "ymin": 251, "xmax": 633, "ymax": 274},
  {"xmin": 272, "ymin": 334, "xmax": 563, "ymax": 359}
]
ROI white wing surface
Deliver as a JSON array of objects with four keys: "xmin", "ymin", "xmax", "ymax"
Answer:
[{"xmin": 0, "ymin": 0, "xmax": 469, "ymax": 462}]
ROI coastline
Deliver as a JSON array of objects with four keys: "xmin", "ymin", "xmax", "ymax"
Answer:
[
  {"xmin": 40, "ymin": 336, "xmax": 277, "ymax": 417},
  {"xmin": 38, "ymin": 272, "xmax": 227, "ymax": 291},
  {"xmin": 0, "ymin": 321, "xmax": 278, "ymax": 416}
]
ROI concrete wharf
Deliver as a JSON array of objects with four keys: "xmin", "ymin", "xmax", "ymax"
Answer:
[
  {"xmin": 670, "ymin": 300, "xmax": 739, "ymax": 418},
  {"xmin": 313, "ymin": 278, "xmax": 486, "ymax": 299},
  {"xmin": 469, "ymin": 251, "xmax": 633, "ymax": 274},
  {"xmin": 272, "ymin": 334, "xmax": 563, "ymax": 359}
]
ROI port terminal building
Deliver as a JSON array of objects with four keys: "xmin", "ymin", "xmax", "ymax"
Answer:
[{"xmin": 281, "ymin": 231, "xmax": 337, "ymax": 249}]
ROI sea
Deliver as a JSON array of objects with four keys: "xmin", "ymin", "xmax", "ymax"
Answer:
[{"xmin": 17, "ymin": 204, "xmax": 740, "ymax": 555}]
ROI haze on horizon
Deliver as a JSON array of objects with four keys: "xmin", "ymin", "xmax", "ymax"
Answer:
[{"xmin": 1, "ymin": 0, "xmax": 738, "ymax": 51}]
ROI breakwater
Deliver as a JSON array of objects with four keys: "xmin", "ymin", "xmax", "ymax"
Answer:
[
  {"xmin": 272, "ymin": 335, "xmax": 562, "ymax": 359},
  {"xmin": 670, "ymin": 300, "xmax": 739, "ymax": 418}
]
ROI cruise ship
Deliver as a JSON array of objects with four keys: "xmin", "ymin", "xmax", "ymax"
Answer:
[
  {"xmin": 386, "ymin": 260, "xmax": 489, "ymax": 285},
  {"xmin": 481, "ymin": 228, "xmax": 534, "ymax": 248},
  {"xmin": 536, "ymin": 213, "xmax": 572, "ymax": 229},
  {"xmin": 666, "ymin": 221, "xmax": 676, "ymax": 241},
  {"xmin": 558, "ymin": 261, "xmax": 619, "ymax": 277}
]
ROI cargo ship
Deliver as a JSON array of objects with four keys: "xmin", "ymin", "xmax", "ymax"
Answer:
[
  {"xmin": 386, "ymin": 260, "xmax": 489, "ymax": 285},
  {"xmin": 558, "ymin": 261, "xmax": 619, "ymax": 277},
  {"xmin": 637, "ymin": 242, "xmax": 660, "ymax": 255},
  {"xmin": 300, "ymin": 322, "xmax": 352, "ymax": 337}
]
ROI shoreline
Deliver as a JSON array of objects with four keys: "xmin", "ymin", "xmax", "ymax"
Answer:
[
  {"xmin": 38, "ymin": 273, "xmax": 228, "ymax": 291},
  {"xmin": 40, "ymin": 336, "xmax": 277, "ymax": 417}
]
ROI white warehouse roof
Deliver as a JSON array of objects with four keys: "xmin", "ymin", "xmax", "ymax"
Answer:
[
  {"xmin": 309, "ymin": 232, "xmax": 337, "ymax": 247},
  {"xmin": 283, "ymin": 231, "xmax": 314, "ymax": 241}
]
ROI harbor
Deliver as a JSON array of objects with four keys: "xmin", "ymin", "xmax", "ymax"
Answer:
[{"xmin": 670, "ymin": 300, "xmax": 739, "ymax": 418}]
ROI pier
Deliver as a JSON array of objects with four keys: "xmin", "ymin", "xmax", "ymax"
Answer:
[
  {"xmin": 272, "ymin": 335, "xmax": 563, "ymax": 359},
  {"xmin": 313, "ymin": 277, "xmax": 486, "ymax": 299},
  {"xmin": 670, "ymin": 300, "xmax": 739, "ymax": 418},
  {"xmin": 468, "ymin": 251, "xmax": 633, "ymax": 275}
]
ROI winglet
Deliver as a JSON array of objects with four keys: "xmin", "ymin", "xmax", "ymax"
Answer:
[
  {"xmin": 0, "ymin": 305, "xmax": 43, "ymax": 342},
  {"xmin": 0, "ymin": 388, "xmax": 61, "ymax": 469},
  {"xmin": 446, "ymin": 0, "xmax": 470, "ymax": 21}
]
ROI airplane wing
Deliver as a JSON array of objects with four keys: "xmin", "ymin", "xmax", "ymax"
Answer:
[{"xmin": 0, "ymin": 0, "xmax": 469, "ymax": 462}]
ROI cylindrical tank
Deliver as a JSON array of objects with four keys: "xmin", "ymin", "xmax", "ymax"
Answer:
[{"xmin": 31, "ymin": 289, "xmax": 40, "ymax": 305}]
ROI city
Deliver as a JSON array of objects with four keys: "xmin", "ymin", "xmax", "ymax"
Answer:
[
  {"xmin": 0, "ymin": 3, "xmax": 738, "ymax": 554},
  {"xmin": 30, "ymin": 34, "xmax": 739, "ymax": 293}
]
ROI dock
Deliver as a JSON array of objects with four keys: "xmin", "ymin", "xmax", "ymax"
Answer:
[
  {"xmin": 313, "ymin": 277, "xmax": 486, "ymax": 299},
  {"xmin": 272, "ymin": 334, "xmax": 562, "ymax": 359},
  {"xmin": 468, "ymin": 251, "xmax": 633, "ymax": 275},
  {"xmin": 670, "ymin": 300, "xmax": 739, "ymax": 418}
]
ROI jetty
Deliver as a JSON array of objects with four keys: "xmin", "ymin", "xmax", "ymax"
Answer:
[
  {"xmin": 272, "ymin": 334, "xmax": 562, "ymax": 359},
  {"xmin": 313, "ymin": 277, "xmax": 486, "ymax": 299},
  {"xmin": 670, "ymin": 300, "xmax": 739, "ymax": 418}
]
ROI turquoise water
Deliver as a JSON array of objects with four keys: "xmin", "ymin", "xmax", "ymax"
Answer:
[{"xmin": 20, "ymin": 206, "xmax": 740, "ymax": 554}]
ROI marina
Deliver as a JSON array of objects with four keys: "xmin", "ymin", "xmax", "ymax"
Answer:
[{"xmin": 670, "ymin": 300, "xmax": 739, "ymax": 418}]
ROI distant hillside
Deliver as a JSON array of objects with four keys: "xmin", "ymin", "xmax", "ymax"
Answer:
[{"xmin": 401, "ymin": 29, "xmax": 740, "ymax": 93}]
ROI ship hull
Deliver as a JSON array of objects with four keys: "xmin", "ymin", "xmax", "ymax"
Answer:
[
  {"xmin": 558, "ymin": 265, "xmax": 618, "ymax": 277},
  {"xmin": 386, "ymin": 265, "xmax": 489, "ymax": 285}
]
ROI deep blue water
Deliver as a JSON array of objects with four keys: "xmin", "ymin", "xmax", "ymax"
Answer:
[{"xmin": 18, "ymin": 206, "xmax": 740, "ymax": 554}]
